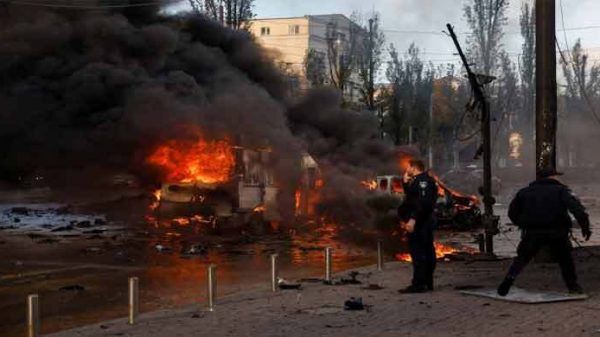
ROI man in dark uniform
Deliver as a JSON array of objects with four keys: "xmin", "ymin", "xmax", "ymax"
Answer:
[
  {"xmin": 497, "ymin": 168, "xmax": 592, "ymax": 296},
  {"xmin": 398, "ymin": 159, "xmax": 439, "ymax": 293}
]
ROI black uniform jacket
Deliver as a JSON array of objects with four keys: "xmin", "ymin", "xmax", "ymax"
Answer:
[
  {"xmin": 508, "ymin": 178, "xmax": 590, "ymax": 233},
  {"xmin": 399, "ymin": 172, "xmax": 438, "ymax": 230}
]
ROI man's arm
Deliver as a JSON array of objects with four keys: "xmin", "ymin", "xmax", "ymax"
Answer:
[{"xmin": 561, "ymin": 188, "xmax": 591, "ymax": 240}]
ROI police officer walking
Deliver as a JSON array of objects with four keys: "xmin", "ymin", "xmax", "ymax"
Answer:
[
  {"xmin": 497, "ymin": 168, "xmax": 592, "ymax": 296},
  {"xmin": 398, "ymin": 159, "xmax": 439, "ymax": 293}
]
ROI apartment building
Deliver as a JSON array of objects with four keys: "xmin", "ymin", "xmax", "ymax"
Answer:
[{"xmin": 248, "ymin": 14, "xmax": 363, "ymax": 99}]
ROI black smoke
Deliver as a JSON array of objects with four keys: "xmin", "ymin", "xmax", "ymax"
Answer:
[{"xmin": 0, "ymin": 5, "xmax": 400, "ymax": 226}]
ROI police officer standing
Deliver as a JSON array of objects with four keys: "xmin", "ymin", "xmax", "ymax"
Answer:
[
  {"xmin": 398, "ymin": 159, "xmax": 439, "ymax": 293},
  {"xmin": 497, "ymin": 168, "xmax": 592, "ymax": 296}
]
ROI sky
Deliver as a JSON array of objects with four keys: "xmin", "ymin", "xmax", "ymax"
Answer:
[{"xmin": 251, "ymin": 0, "xmax": 600, "ymax": 72}]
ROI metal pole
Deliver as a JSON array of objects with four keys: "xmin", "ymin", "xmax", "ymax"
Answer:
[
  {"xmin": 27, "ymin": 294, "xmax": 39, "ymax": 337},
  {"xmin": 377, "ymin": 240, "xmax": 384, "ymax": 271},
  {"xmin": 128, "ymin": 277, "xmax": 139, "ymax": 325},
  {"xmin": 325, "ymin": 247, "xmax": 333, "ymax": 283},
  {"xmin": 270, "ymin": 254, "xmax": 278, "ymax": 292},
  {"xmin": 207, "ymin": 264, "xmax": 217, "ymax": 311},
  {"xmin": 482, "ymin": 99, "xmax": 495, "ymax": 254},
  {"xmin": 446, "ymin": 24, "xmax": 499, "ymax": 254}
]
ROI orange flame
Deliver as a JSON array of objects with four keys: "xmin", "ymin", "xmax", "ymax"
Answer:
[
  {"xmin": 149, "ymin": 189, "xmax": 162, "ymax": 211},
  {"xmin": 146, "ymin": 136, "xmax": 235, "ymax": 184},
  {"xmin": 361, "ymin": 180, "xmax": 378, "ymax": 190},
  {"xmin": 395, "ymin": 242, "xmax": 468, "ymax": 262}
]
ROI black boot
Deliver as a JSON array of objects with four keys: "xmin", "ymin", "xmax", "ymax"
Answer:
[
  {"xmin": 497, "ymin": 277, "xmax": 514, "ymax": 297},
  {"xmin": 398, "ymin": 284, "xmax": 428, "ymax": 294},
  {"xmin": 568, "ymin": 284, "xmax": 584, "ymax": 295}
]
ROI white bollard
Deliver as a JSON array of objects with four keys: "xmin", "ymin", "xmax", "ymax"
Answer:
[
  {"xmin": 207, "ymin": 264, "xmax": 217, "ymax": 311},
  {"xmin": 271, "ymin": 254, "xmax": 279, "ymax": 292},
  {"xmin": 325, "ymin": 247, "xmax": 333, "ymax": 283},
  {"xmin": 27, "ymin": 294, "xmax": 39, "ymax": 337},
  {"xmin": 128, "ymin": 277, "xmax": 139, "ymax": 325}
]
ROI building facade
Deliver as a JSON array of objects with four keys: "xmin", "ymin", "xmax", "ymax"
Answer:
[{"xmin": 248, "ymin": 14, "xmax": 363, "ymax": 100}]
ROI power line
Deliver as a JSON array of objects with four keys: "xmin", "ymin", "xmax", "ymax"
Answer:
[
  {"xmin": 0, "ymin": 0, "xmax": 182, "ymax": 8},
  {"xmin": 557, "ymin": 0, "xmax": 600, "ymax": 126}
]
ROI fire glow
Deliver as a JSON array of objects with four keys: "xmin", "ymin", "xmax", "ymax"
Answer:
[
  {"xmin": 395, "ymin": 243, "xmax": 465, "ymax": 262},
  {"xmin": 146, "ymin": 136, "xmax": 235, "ymax": 184}
]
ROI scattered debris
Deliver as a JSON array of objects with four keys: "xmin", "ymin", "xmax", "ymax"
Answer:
[
  {"xmin": 182, "ymin": 244, "xmax": 207, "ymax": 256},
  {"xmin": 51, "ymin": 225, "xmax": 75, "ymax": 232},
  {"xmin": 59, "ymin": 285, "xmax": 85, "ymax": 292},
  {"xmin": 340, "ymin": 271, "xmax": 362, "ymax": 285},
  {"xmin": 344, "ymin": 297, "xmax": 365, "ymax": 311},
  {"xmin": 84, "ymin": 247, "xmax": 104, "ymax": 254},
  {"xmin": 278, "ymin": 278, "xmax": 302, "ymax": 290},
  {"xmin": 11, "ymin": 207, "xmax": 30, "ymax": 215},
  {"xmin": 0, "ymin": 225, "xmax": 18, "ymax": 230},
  {"xmin": 362, "ymin": 284, "xmax": 385, "ymax": 290},
  {"xmin": 75, "ymin": 221, "xmax": 92, "ymax": 228},
  {"xmin": 84, "ymin": 229, "xmax": 106, "ymax": 235},
  {"xmin": 155, "ymin": 244, "xmax": 172, "ymax": 253}
]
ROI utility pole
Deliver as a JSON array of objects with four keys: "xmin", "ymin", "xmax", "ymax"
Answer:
[
  {"xmin": 447, "ymin": 24, "xmax": 499, "ymax": 254},
  {"xmin": 535, "ymin": 0, "xmax": 557, "ymax": 172},
  {"xmin": 428, "ymin": 91, "xmax": 434, "ymax": 169},
  {"xmin": 368, "ymin": 18, "xmax": 375, "ymax": 112}
]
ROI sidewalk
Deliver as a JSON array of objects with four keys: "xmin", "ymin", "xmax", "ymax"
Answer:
[{"xmin": 47, "ymin": 248, "xmax": 600, "ymax": 337}]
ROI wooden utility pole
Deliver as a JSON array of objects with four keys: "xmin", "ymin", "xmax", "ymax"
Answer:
[
  {"xmin": 368, "ymin": 18, "xmax": 375, "ymax": 111},
  {"xmin": 535, "ymin": 0, "xmax": 557, "ymax": 172}
]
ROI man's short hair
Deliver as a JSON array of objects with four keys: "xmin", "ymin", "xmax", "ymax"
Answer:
[{"xmin": 409, "ymin": 159, "xmax": 426, "ymax": 172}]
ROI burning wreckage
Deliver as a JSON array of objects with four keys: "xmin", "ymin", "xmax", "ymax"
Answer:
[
  {"xmin": 364, "ymin": 174, "xmax": 481, "ymax": 230},
  {"xmin": 146, "ymin": 134, "xmax": 321, "ymax": 226},
  {"xmin": 146, "ymin": 136, "xmax": 479, "ymax": 231}
]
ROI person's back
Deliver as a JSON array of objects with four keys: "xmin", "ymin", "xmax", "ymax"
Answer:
[
  {"xmin": 498, "ymin": 169, "xmax": 591, "ymax": 296},
  {"xmin": 508, "ymin": 178, "xmax": 589, "ymax": 233}
]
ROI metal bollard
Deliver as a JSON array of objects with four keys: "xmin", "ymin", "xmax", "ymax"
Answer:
[
  {"xmin": 128, "ymin": 277, "xmax": 139, "ymax": 325},
  {"xmin": 477, "ymin": 233, "xmax": 485, "ymax": 253},
  {"xmin": 27, "ymin": 294, "xmax": 39, "ymax": 337},
  {"xmin": 207, "ymin": 264, "xmax": 217, "ymax": 311},
  {"xmin": 377, "ymin": 240, "xmax": 384, "ymax": 271},
  {"xmin": 270, "ymin": 254, "xmax": 279, "ymax": 292},
  {"xmin": 325, "ymin": 247, "xmax": 333, "ymax": 283}
]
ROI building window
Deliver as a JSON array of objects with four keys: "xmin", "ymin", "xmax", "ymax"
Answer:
[
  {"xmin": 288, "ymin": 25, "xmax": 300, "ymax": 35},
  {"xmin": 261, "ymin": 27, "xmax": 270, "ymax": 36}
]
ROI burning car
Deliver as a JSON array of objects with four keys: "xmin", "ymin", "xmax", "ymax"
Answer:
[{"xmin": 366, "ymin": 174, "xmax": 481, "ymax": 230}]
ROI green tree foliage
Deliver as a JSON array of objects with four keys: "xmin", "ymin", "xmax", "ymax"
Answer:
[{"xmin": 384, "ymin": 44, "xmax": 434, "ymax": 147}]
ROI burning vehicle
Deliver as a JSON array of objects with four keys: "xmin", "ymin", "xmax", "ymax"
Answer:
[
  {"xmin": 365, "ymin": 173, "xmax": 481, "ymax": 230},
  {"xmin": 146, "ymin": 134, "xmax": 321, "ymax": 225}
]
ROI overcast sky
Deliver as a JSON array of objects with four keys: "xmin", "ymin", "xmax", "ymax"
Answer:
[{"xmin": 252, "ymin": 0, "xmax": 600, "ymax": 71}]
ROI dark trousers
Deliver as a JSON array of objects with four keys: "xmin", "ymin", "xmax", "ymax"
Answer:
[
  {"xmin": 408, "ymin": 227, "xmax": 436, "ymax": 288},
  {"xmin": 506, "ymin": 232, "xmax": 578, "ymax": 288}
]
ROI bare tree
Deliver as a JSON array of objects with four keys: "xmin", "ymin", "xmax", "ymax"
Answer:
[
  {"xmin": 463, "ymin": 0, "xmax": 509, "ymax": 76},
  {"xmin": 188, "ymin": 0, "xmax": 255, "ymax": 30}
]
